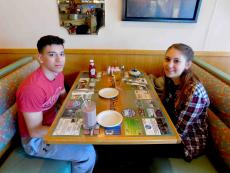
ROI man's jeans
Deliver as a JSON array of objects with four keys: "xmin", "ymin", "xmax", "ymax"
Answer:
[{"xmin": 21, "ymin": 137, "xmax": 96, "ymax": 173}]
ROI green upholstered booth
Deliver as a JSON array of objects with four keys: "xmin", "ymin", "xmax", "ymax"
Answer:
[
  {"xmin": 150, "ymin": 57, "xmax": 230, "ymax": 173},
  {"xmin": 0, "ymin": 57, "xmax": 33, "ymax": 78},
  {"xmin": 0, "ymin": 58, "xmax": 71, "ymax": 173}
]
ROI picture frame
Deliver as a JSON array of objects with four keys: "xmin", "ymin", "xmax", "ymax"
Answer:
[{"xmin": 122, "ymin": 0, "xmax": 202, "ymax": 23}]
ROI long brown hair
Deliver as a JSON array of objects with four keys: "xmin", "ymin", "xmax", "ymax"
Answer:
[{"xmin": 162, "ymin": 43, "xmax": 200, "ymax": 110}]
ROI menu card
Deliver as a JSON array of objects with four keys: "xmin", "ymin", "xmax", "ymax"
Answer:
[
  {"xmin": 142, "ymin": 118, "xmax": 161, "ymax": 135},
  {"xmin": 124, "ymin": 118, "xmax": 144, "ymax": 136},
  {"xmin": 135, "ymin": 90, "xmax": 152, "ymax": 100},
  {"xmin": 53, "ymin": 118, "xmax": 82, "ymax": 136}
]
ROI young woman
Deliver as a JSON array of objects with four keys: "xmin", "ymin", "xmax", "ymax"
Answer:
[{"xmin": 162, "ymin": 43, "xmax": 210, "ymax": 161}]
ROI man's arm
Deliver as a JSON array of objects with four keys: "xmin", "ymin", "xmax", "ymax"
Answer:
[
  {"xmin": 23, "ymin": 112, "xmax": 49, "ymax": 138},
  {"xmin": 58, "ymin": 88, "xmax": 67, "ymax": 104}
]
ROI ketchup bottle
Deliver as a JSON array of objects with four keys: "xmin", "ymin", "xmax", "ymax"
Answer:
[{"xmin": 89, "ymin": 59, "xmax": 96, "ymax": 78}]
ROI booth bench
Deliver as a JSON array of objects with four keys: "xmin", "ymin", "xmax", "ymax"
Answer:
[
  {"xmin": 0, "ymin": 58, "xmax": 71, "ymax": 173},
  {"xmin": 0, "ymin": 56, "xmax": 229, "ymax": 173},
  {"xmin": 150, "ymin": 57, "xmax": 230, "ymax": 173}
]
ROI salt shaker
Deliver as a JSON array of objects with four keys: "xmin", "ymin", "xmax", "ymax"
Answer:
[{"xmin": 107, "ymin": 66, "xmax": 111, "ymax": 75}]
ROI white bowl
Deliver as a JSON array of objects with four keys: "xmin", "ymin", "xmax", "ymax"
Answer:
[{"xmin": 97, "ymin": 110, "xmax": 123, "ymax": 128}]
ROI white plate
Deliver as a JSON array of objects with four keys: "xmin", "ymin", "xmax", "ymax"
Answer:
[
  {"xmin": 97, "ymin": 110, "xmax": 123, "ymax": 128},
  {"xmin": 98, "ymin": 88, "xmax": 119, "ymax": 99}
]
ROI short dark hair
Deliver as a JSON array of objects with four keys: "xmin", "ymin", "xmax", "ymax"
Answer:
[
  {"xmin": 37, "ymin": 35, "xmax": 65, "ymax": 53},
  {"xmin": 166, "ymin": 43, "xmax": 194, "ymax": 62}
]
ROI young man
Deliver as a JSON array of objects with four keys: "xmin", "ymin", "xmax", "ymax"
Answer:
[{"xmin": 16, "ymin": 35, "xmax": 96, "ymax": 173}]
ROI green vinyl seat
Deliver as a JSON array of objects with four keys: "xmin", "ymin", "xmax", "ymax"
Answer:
[
  {"xmin": 149, "ymin": 57, "xmax": 230, "ymax": 172},
  {"xmin": 0, "ymin": 147, "xmax": 71, "ymax": 173},
  {"xmin": 149, "ymin": 156, "xmax": 218, "ymax": 173},
  {"xmin": 0, "ymin": 59, "xmax": 71, "ymax": 173}
]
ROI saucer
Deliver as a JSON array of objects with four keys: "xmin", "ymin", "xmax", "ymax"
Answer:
[{"xmin": 98, "ymin": 88, "xmax": 119, "ymax": 99}]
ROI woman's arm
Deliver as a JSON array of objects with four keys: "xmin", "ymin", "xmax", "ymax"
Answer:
[{"xmin": 175, "ymin": 84, "xmax": 209, "ymax": 135}]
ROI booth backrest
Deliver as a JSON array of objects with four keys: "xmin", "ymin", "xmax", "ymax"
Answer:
[
  {"xmin": 153, "ymin": 57, "xmax": 230, "ymax": 170},
  {"xmin": 0, "ymin": 59, "xmax": 40, "ymax": 158},
  {"xmin": 0, "ymin": 57, "xmax": 33, "ymax": 78},
  {"xmin": 192, "ymin": 58, "xmax": 230, "ymax": 169},
  {"xmin": 192, "ymin": 59, "xmax": 230, "ymax": 127}
]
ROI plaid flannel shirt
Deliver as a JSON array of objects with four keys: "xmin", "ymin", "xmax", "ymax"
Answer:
[{"xmin": 164, "ymin": 82, "xmax": 210, "ymax": 160}]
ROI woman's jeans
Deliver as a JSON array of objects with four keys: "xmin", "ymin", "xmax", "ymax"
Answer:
[{"xmin": 21, "ymin": 137, "xmax": 96, "ymax": 173}]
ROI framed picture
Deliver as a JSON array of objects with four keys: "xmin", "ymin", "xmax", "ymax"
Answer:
[{"xmin": 122, "ymin": 0, "xmax": 202, "ymax": 23}]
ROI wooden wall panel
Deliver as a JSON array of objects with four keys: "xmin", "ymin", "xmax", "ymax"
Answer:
[
  {"xmin": 0, "ymin": 49, "xmax": 37, "ymax": 68},
  {"xmin": 0, "ymin": 49, "xmax": 164, "ymax": 74},
  {"xmin": 196, "ymin": 52, "xmax": 230, "ymax": 74},
  {"xmin": 65, "ymin": 53, "xmax": 164, "ymax": 75},
  {"xmin": 63, "ymin": 50, "xmax": 164, "ymax": 86},
  {"xmin": 0, "ymin": 49, "xmax": 229, "ymax": 83},
  {"xmin": 0, "ymin": 49, "xmax": 164, "ymax": 87}
]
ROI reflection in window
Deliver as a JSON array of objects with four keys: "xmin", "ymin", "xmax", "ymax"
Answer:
[{"xmin": 58, "ymin": 0, "xmax": 105, "ymax": 35}]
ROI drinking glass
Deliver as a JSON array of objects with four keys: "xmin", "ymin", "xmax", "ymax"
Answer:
[
  {"xmin": 114, "ymin": 71, "xmax": 121, "ymax": 81},
  {"xmin": 81, "ymin": 100, "xmax": 96, "ymax": 128}
]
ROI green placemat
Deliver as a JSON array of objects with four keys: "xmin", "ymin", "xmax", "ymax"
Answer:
[{"xmin": 124, "ymin": 118, "xmax": 144, "ymax": 136}]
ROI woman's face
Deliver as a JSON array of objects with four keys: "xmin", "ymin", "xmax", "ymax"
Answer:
[{"xmin": 163, "ymin": 48, "xmax": 191, "ymax": 83}]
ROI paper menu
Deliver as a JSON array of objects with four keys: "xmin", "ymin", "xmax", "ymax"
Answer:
[
  {"xmin": 133, "ymin": 78, "xmax": 148, "ymax": 84},
  {"xmin": 72, "ymin": 89, "xmax": 94, "ymax": 95},
  {"xmin": 135, "ymin": 90, "xmax": 152, "ymax": 100},
  {"xmin": 76, "ymin": 78, "xmax": 90, "ymax": 89},
  {"xmin": 124, "ymin": 118, "xmax": 144, "ymax": 136},
  {"xmin": 53, "ymin": 118, "xmax": 82, "ymax": 136},
  {"xmin": 142, "ymin": 118, "xmax": 161, "ymax": 135},
  {"xmin": 146, "ymin": 108, "xmax": 157, "ymax": 118}
]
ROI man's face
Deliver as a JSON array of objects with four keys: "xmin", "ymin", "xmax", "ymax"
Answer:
[{"xmin": 39, "ymin": 44, "xmax": 65, "ymax": 74}]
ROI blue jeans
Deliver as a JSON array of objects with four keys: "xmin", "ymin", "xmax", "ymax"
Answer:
[{"xmin": 21, "ymin": 137, "xmax": 96, "ymax": 173}]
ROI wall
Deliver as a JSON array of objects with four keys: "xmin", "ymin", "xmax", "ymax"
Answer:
[
  {"xmin": 0, "ymin": 0, "xmax": 230, "ymax": 51},
  {"xmin": 204, "ymin": 0, "xmax": 230, "ymax": 51}
]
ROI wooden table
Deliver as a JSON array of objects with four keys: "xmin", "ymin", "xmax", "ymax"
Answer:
[{"xmin": 44, "ymin": 72, "xmax": 181, "ymax": 144}]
